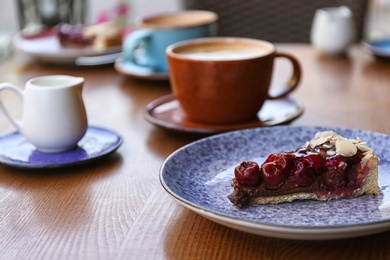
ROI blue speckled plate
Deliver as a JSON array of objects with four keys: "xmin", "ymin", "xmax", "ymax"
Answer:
[
  {"xmin": 160, "ymin": 126, "xmax": 390, "ymax": 240},
  {"xmin": 0, "ymin": 126, "xmax": 122, "ymax": 169}
]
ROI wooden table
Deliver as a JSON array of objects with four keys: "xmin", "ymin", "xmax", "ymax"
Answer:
[{"xmin": 1, "ymin": 45, "xmax": 390, "ymax": 259}]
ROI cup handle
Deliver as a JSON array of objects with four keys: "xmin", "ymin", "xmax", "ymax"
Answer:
[
  {"xmin": 0, "ymin": 83, "xmax": 23, "ymax": 131},
  {"xmin": 268, "ymin": 52, "xmax": 301, "ymax": 99},
  {"xmin": 123, "ymin": 29, "xmax": 155, "ymax": 67}
]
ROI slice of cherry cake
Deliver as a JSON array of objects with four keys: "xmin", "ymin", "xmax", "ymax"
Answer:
[{"xmin": 228, "ymin": 131, "xmax": 379, "ymax": 208}]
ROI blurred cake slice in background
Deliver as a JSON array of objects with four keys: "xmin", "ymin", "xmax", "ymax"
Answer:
[
  {"xmin": 58, "ymin": 22, "xmax": 123, "ymax": 51},
  {"xmin": 83, "ymin": 22, "xmax": 123, "ymax": 51}
]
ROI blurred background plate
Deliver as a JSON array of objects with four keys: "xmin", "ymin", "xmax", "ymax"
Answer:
[
  {"xmin": 362, "ymin": 39, "xmax": 390, "ymax": 61},
  {"xmin": 13, "ymin": 32, "xmax": 122, "ymax": 65}
]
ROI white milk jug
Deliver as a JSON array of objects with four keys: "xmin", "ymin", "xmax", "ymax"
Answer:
[
  {"xmin": 311, "ymin": 6, "xmax": 355, "ymax": 55},
  {"xmin": 0, "ymin": 75, "xmax": 88, "ymax": 153}
]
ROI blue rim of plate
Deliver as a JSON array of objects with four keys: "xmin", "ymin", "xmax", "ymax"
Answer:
[
  {"xmin": 362, "ymin": 39, "xmax": 390, "ymax": 59},
  {"xmin": 0, "ymin": 126, "xmax": 122, "ymax": 169},
  {"xmin": 160, "ymin": 125, "xmax": 390, "ymax": 240}
]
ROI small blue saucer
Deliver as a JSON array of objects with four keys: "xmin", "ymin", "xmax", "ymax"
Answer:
[
  {"xmin": 362, "ymin": 39, "xmax": 390, "ymax": 60},
  {"xmin": 0, "ymin": 126, "xmax": 122, "ymax": 169},
  {"xmin": 114, "ymin": 56, "xmax": 169, "ymax": 81}
]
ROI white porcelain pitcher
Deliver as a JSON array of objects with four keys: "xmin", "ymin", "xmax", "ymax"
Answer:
[
  {"xmin": 0, "ymin": 75, "xmax": 88, "ymax": 153},
  {"xmin": 310, "ymin": 6, "xmax": 355, "ymax": 55}
]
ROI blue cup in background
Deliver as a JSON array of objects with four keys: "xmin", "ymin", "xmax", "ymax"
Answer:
[{"xmin": 123, "ymin": 10, "xmax": 218, "ymax": 73}]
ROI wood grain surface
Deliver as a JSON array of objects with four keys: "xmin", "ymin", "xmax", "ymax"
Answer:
[{"xmin": 1, "ymin": 45, "xmax": 390, "ymax": 260}]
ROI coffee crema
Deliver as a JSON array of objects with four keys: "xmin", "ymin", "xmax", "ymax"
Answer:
[{"xmin": 172, "ymin": 42, "xmax": 273, "ymax": 61}]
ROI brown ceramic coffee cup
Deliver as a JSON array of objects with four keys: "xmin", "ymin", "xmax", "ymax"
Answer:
[{"xmin": 166, "ymin": 37, "xmax": 301, "ymax": 124}]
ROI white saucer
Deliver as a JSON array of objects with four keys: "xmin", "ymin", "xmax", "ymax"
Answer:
[
  {"xmin": 114, "ymin": 57, "xmax": 169, "ymax": 81},
  {"xmin": 13, "ymin": 31, "xmax": 122, "ymax": 65}
]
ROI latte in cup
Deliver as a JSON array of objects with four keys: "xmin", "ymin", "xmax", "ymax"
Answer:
[{"xmin": 166, "ymin": 37, "xmax": 301, "ymax": 125}]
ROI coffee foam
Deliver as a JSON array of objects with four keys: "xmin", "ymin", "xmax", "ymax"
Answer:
[
  {"xmin": 139, "ymin": 11, "xmax": 217, "ymax": 29},
  {"xmin": 173, "ymin": 41, "xmax": 273, "ymax": 61}
]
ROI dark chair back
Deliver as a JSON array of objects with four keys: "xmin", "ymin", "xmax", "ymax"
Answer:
[{"xmin": 183, "ymin": 0, "xmax": 368, "ymax": 42}]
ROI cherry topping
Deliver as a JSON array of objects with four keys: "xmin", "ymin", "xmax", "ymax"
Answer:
[
  {"xmin": 265, "ymin": 152, "xmax": 295, "ymax": 166},
  {"xmin": 292, "ymin": 160, "xmax": 316, "ymax": 187},
  {"xmin": 323, "ymin": 155, "xmax": 349, "ymax": 188},
  {"xmin": 323, "ymin": 168, "xmax": 346, "ymax": 189},
  {"xmin": 234, "ymin": 161, "xmax": 261, "ymax": 187},
  {"xmin": 292, "ymin": 154, "xmax": 325, "ymax": 187},
  {"xmin": 261, "ymin": 153, "xmax": 294, "ymax": 190},
  {"xmin": 326, "ymin": 156, "xmax": 347, "ymax": 170},
  {"xmin": 305, "ymin": 153, "xmax": 326, "ymax": 170}
]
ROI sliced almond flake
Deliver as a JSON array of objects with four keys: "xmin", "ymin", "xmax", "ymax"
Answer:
[
  {"xmin": 350, "ymin": 139, "xmax": 358, "ymax": 144},
  {"xmin": 329, "ymin": 137, "xmax": 339, "ymax": 143},
  {"xmin": 327, "ymin": 150, "xmax": 336, "ymax": 156},
  {"xmin": 336, "ymin": 139, "xmax": 357, "ymax": 157},
  {"xmin": 357, "ymin": 139, "xmax": 364, "ymax": 144},
  {"xmin": 356, "ymin": 143, "xmax": 372, "ymax": 152},
  {"xmin": 348, "ymin": 138, "xmax": 359, "ymax": 144},
  {"xmin": 363, "ymin": 150, "xmax": 373, "ymax": 156},
  {"xmin": 310, "ymin": 136, "xmax": 329, "ymax": 148},
  {"xmin": 361, "ymin": 153, "xmax": 373, "ymax": 167},
  {"xmin": 315, "ymin": 131, "xmax": 326, "ymax": 138},
  {"xmin": 306, "ymin": 131, "xmax": 377, "ymax": 167},
  {"xmin": 323, "ymin": 143, "xmax": 333, "ymax": 149},
  {"xmin": 338, "ymin": 161, "xmax": 348, "ymax": 168},
  {"xmin": 316, "ymin": 131, "xmax": 336, "ymax": 139}
]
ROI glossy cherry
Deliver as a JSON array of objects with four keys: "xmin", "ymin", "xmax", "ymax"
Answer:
[
  {"xmin": 292, "ymin": 154, "xmax": 325, "ymax": 187},
  {"xmin": 261, "ymin": 153, "xmax": 294, "ymax": 190},
  {"xmin": 265, "ymin": 153, "xmax": 295, "ymax": 167},
  {"xmin": 305, "ymin": 153, "xmax": 326, "ymax": 170},
  {"xmin": 324, "ymin": 155, "xmax": 350, "ymax": 188},
  {"xmin": 234, "ymin": 161, "xmax": 261, "ymax": 187}
]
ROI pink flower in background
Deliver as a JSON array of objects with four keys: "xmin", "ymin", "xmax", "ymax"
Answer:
[
  {"xmin": 115, "ymin": 3, "xmax": 130, "ymax": 17},
  {"xmin": 96, "ymin": 1, "xmax": 132, "ymax": 25},
  {"xmin": 96, "ymin": 11, "xmax": 111, "ymax": 23}
]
